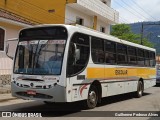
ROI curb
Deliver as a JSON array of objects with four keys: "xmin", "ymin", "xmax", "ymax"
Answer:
[
  {"xmin": 0, "ymin": 86, "xmax": 11, "ymax": 94},
  {"xmin": 0, "ymin": 97, "xmax": 17, "ymax": 103},
  {"xmin": 0, "ymin": 90, "xmax": 11, "ymax": 94}
]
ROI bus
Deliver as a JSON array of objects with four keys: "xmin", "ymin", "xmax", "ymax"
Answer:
[{"xmin": 10, "ymin": 24, "xmax": 156, "ymax": 109}]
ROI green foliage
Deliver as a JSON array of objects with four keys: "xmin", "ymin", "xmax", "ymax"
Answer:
[{"xmin": 111, "ymin": 24, "xmax": 154, "ymax": 48}]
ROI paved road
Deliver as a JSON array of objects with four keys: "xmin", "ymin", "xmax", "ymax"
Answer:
[{"xmin": 0, "ymin": 86, "xmax": 160, "ymax": 120}]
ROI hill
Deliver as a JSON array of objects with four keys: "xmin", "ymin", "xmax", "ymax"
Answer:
[{"xmin": 129, "ymin": 21, "xmax": 160, "ymax": 54}]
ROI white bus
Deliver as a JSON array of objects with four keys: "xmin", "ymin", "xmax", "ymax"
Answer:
[{"xmin": 10, "ymin": 24, "xmax": 156, "ymax": 109}]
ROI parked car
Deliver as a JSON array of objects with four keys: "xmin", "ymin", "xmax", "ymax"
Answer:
[{"xmin": 156, "ymin": 70, "xmax": 160, "ymax": 85}]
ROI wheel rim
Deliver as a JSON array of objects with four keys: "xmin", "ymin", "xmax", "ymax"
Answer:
[{"xmin": 88, "ymin": 90, "xmax": 97, "ymax": 108}]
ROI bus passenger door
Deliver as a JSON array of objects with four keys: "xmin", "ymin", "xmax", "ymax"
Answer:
[{"xmin": 66, "ymin": 33, "xmax": 90, "ymax": 102}]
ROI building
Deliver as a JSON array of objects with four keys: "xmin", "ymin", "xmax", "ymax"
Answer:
[
  {"xmin": 0, "ymin": 0, "xmax": 119, "ymax": 33},
  {"xmin": 0, "ymin": 9, "xmax": 35, "ymax": 75},
  {"xmin": 66, "ymin": 0, "xmax": 119, "ymax": 33},
  {"xmin": 0, "ymin": 0, "xmax": 119, "ymax": 75}
]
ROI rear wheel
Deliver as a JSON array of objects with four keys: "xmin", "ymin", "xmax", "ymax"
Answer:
[
  {"xmin": 136, "ymin": 81, "xmax": 144, "ymax": 98},
  {"xmin": 86, "ymin": 85, "xmax": 98, "ymax": 109}
]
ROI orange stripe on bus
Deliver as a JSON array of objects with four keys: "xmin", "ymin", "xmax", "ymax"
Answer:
[{"xmin": 87, "ymin": 67, "xmax": 156, "ymax": 79}]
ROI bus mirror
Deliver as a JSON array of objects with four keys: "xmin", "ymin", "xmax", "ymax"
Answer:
[
  {"xmin": 5, "ymin": 44, "xmax": 9, "ymax": 54},
  {"xmin": 5, "ymin": 38, "xmax": 18, "ymax": 60},
  {"xmin": 75, "ymin": 49, "xmax": 80, "ymax": 61},
  {"xmin": 5, "ymin": 43, "xmax": 13, "ymax": 60},
  {"xmin": 73, "ymin": 43, "xmax": 80, "ymax": 61}
]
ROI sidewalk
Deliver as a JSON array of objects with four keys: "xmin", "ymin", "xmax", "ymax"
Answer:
[
  {"xmin": 0, "ymin": 87, "xmax": 11, "ymax": 94},
  {"xmin": 0, "ymin": 93, "xmax": 17, "ymax": 102},
  {"xmin": 0, "ymin": 85, "xmax": 17, "ymax": 102},
  {"xmin": 0, "ymin": 85, "xmax": 11, "ymax": 94}
]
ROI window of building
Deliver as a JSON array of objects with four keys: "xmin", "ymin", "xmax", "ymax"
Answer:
[
  {"xmin": 76, "ymin": 17, "xmax": 84, "ymax": 25},
  {"xmin": 101, "ymin": 0, "xmax": 107, "ymax": 4},
  {"xmin": 100, "ymin": 26, "xmax": 105, "ymax": 33},
  {"xmin": 0, "ymin": 28, "xmax": 5, "ymax": 51}
]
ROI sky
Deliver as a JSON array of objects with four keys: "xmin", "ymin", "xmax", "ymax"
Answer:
[{"xmin": 112, "ymin": 0, "xmax": 160, "ymax": 23}]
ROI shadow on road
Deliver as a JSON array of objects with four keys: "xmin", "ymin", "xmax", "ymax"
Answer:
[
  {"xmin": 98, "ymin": 92, "xmax": 150, "ymax": 107},
  {"xmin": 0, "ymin": 92, "xmax": 151, "ymax": 117},
  {"xmin": 154, "ymin": 84, "xmax": 160, "ymax": 87}
]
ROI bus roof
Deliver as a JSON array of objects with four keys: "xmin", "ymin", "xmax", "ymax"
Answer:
[{"xmin": 21, "ymin": 24, "xmax": 156, "ymax": 52}]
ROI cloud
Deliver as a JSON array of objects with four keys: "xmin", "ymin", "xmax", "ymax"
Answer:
[{"xmin": 112, "ymin": 0, "xmax": 160, "ymax": 23}]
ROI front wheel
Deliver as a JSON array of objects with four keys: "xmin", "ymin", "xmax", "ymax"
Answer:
[
  {"xmin": 86, "ymin": 85, "xmax": 98, "ymax": 109},
  {"xmin": 136, "ymin": 81, "xmax": 144, "ymax": 98}
]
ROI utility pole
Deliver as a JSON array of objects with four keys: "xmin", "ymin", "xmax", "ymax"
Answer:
[{"xmin": 140, "ymin": 23, "xmax": 144, "ymax": 45}]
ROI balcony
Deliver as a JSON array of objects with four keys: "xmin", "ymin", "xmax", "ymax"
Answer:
[{"xmin": 67, "ymin": 0, "xmax": 119, "ymax": 24}]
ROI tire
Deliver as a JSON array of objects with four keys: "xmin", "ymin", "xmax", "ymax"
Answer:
[
  {"xmin": 86, "ymin": 85, "xmax": 98, "ymax": 109},
  {"xmin": 136, "ymin": 81, "xmax": 144, "ymax": 98}
]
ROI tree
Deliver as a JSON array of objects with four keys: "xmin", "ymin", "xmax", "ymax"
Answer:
[{"xmin": 111, "ymin": 24, "xmax": 154, "ymax": 48}]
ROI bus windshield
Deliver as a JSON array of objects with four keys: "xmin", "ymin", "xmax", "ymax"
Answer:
[{"xmin": 14, "ymin": 27, "xmax": 67, "ymax": 75}]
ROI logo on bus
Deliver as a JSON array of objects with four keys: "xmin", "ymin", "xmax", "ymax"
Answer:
[{"xmin": 115, "ymin": 70, "xmax": 128, "ymax": 75}]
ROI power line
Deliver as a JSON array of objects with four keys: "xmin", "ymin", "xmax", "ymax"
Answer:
[
  {"xmin": 113, "ymin": 1, "xmax": 145, "ymax": 22},
  {"xmin": 130, "ymin": 0, "xmax": 158, "ymax": 21},
  {"xmin": 119, "ymin": 16, "xmax": 130, "ymax": 23},
  {"xmin": 120, "ymin": 0, "xmax": 150, "ymax": 21}
]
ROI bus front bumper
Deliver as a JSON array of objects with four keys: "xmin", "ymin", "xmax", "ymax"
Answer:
[{"xmin": 11, "ymin": 82, "xmax": 66, "ymax": 102}]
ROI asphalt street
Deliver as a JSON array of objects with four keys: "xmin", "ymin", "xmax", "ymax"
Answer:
[{"xmin": 0, "ymin": 86, "xmax": 160, "ymax": 120}]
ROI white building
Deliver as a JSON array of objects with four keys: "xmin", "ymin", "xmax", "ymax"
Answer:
[{"xmin": 65, "ymin": 0, "xmax": 119, "ymax": 34}]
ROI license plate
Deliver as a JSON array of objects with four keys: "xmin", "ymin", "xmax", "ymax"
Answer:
[{"xmin": 27, "ymin": 90, "xmax": 36, "ymax": 95}]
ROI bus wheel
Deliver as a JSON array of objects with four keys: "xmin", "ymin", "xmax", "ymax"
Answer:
[
  {"xmin": 86, "ymin": 85, "xmax": 98, "ymax": 109},
  {"xmin": 136, "ymin": 81, "xmax": 144, "ymax": 98}
]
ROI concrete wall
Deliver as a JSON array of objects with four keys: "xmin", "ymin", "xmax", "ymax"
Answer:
[
  {"xmin": 65, "ymin": 6, "xmax": 111, "ymax": 34},
  {"xmin": 97, "ymin": 19, "xmax": 110, "ymax": 34},
  {"xmin": 0, "ymin": 74, "xmax": 11, "ymax": 94},
  {"xmin": 0, "ymin": 21, "xmax": 23, "ymax": 75},
  {"xmin": 65, "ymin": 6, "xmax": 93, "ymax": 27}
]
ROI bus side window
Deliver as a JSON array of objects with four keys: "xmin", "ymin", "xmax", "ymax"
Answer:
[
  {"xmin": 105, "ymin": 41, "xmax": 116, "ymax": 64},
  {"xmin": 91, "ymin": 37, "xmax": 105, "ymax": 64},
  {"xmin": 117, "ymin": 43, "xmax": 127, "ymax": 64},
  {"xmin": 150, "ymin": 52, "xmax": 156, "ymax": 67},
  {"xmin": 67, "ymin": 33, "xmax": 90, "ymax": 77},
  {"xmin": 68, "ymin": 43, "xmax": 75, "ymax": 65}
]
